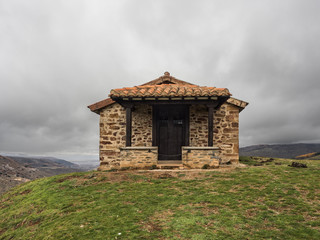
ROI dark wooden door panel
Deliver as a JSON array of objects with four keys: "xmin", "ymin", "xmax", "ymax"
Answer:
[
  {"xmin": 155, "ymin": 105, "xmax": 188, "ymax": 160},
  {"xmin": 159, "ymin": 124, "xmax": 169, "ymax": 160}
]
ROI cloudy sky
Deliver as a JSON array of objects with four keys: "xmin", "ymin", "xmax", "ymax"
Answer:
[{"xmin": 1, "ymin": 0, "xmax": 319, "ymax": 161}]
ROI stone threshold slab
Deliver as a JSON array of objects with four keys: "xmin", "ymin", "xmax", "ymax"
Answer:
[
  {"xmin": 120, "ymin": 146, "xmax": 158, "ymax": 150},
  {"xmin": 157, "ymin": 161, "xmax": 183, "ymax": 165},
  {"xmin": 182, "ymin": 147, "xmax": 220, "ymax": 150}
]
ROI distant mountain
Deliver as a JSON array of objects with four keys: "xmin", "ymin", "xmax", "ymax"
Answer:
[
  {"xmin": 0, "ymin": 155, "xmax": 44, "ymax": 194},
  {"xmin": 0, "ymin": 152, "xmax": 99, "ymax": 169},
  {"xmin": 27, "ymin": 156, "xmax": 82, "ymax": 168},
  {"xmin": 0, "ymin": 155, "xmax": 40, "ymax": 179},
  {"xmin": 240, "ymin": 143, "xmax": 320, "ymax": 159},
  {"xmin": 9, "ymin": 156, "xmax": 80, "ymax": 169},
  {"xmin": 0, "ymin": 155, "xmax": 84, "ymax": 195}
]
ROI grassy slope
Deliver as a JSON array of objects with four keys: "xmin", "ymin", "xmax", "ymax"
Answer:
[
  {"xmin": 309, "ymin": 155, "xmax": 320, "ymax": 160},
  {"xmin": 1, "ymin": 158, "xmax": 320, "ymax": 240}
]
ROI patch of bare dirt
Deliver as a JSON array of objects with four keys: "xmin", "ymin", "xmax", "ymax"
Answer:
[
  {"xmin": 157, "ymin": 173, "xmax": 174, "ymax": 179},
  {"xmin": 18, "ymin": 189, "xmax": 32, "ymax": 196},
  {"xmin": 302, "ymin": 209, "xmax": 320, "ymax": 230},
  {"xmin": 140, "ymin": 209, "xmax": 174, "ymax": 233},
  {"xmin": 249, "ymin": 185, "xmax": 266, "ymax": 191},
  {"xmin": 245, "ymin": 208, "xmax": 259, "ymax": 218},
  {"xmin": 52, "ymin": 167, "xmax": 247, "ymax": 187},
  {"xmin": 190, "ymin": 202, "xmax": 220, "ymax": 216},
  {"xmin": 14, "ymin": 217, "xmax": 42, "ymax": 230}
]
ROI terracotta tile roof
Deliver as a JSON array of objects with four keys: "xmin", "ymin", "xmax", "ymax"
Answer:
[
  {"xmin": 88, "ymin": 72, "xmax": 235, "ymax": 114},
  {"xmin": 88, "ymin": 98, "xmax": 115, "ymax": 113},
  {"xmin": 110, "ymin": 84, "xmax": 230, "ymax": 98},
  {"xmin": 141, "ymin": 71, "xmax": 195, "ymax": 86}
]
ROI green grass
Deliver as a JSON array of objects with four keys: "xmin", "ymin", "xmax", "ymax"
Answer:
[{"xmin": 1, "ymin": 158, "xmax": 320, "ymax": 240}]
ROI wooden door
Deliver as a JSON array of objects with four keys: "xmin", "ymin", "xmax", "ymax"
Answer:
[{"xmin": 155, "ymin": 105, "xmax": 188, "ymax": 160}]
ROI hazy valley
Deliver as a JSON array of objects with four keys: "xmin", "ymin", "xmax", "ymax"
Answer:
[{"xmin": 0, "ymin": 155, "xmax": 98, "ymax": 195}]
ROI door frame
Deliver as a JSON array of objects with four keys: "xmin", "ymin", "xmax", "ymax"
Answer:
[{"xmin": 152, "ymin": 104, "xmax": 189, "ymax": 160}]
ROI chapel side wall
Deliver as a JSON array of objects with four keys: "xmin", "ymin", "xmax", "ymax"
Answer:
[
  {"xmin": 132, "ymin": 105, "xmax": 152, "ymax": 147},
  {"xmin": 213, "ymin": 103, "xmax": 239, "ymax": 164},
  {"xmin": 99, "ymin": 103, "xmax": 126, "ymax": 170},
  {"xmin": 189, "ymin": 103, "xmax": 240, "ymax": 164},
  {"xmin": 189, "ymin": 105, "xmax": 208, "ymax": 147}
]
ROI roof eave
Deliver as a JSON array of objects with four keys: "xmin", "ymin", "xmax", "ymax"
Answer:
[
  {"xmin": 226, "ymin": 97, "xmax": 249, "ymax": 112},
  {"xmin": 88, "ymin": 98, "xmax": 116, "ymax": 114}
]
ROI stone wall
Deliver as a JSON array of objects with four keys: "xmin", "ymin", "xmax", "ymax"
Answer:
[
  {"xmin": 119, "ymin": 147, "xmax": 157, "ymax": 169},
  {"xmin": 214, "ymin": 104, "xmax": 239, "ymax": 164},
  {"xmin": 99, "ymin": 103, "xmax": 153, "ymax": 170},
  {"xmin": 132, "ymin": 105, "xmax": 152, "ymax": 147},
  {"xmin": 189, "ymin": 105, "xmax": 208, "ymax": 147},
  {"xmin": 98, "ymin": 102, "xmax": 240, "ymax": 170},
  {"xmin": 99, "ymin": 103, "xmax": 126, "ymax": 170},
  {"xmin": 189, "ymin": 103, "xmax": 240, "ymax": 164},
  {"xmin": 182, "ymin": 147, "xmax": 220, "ymax": 168}
]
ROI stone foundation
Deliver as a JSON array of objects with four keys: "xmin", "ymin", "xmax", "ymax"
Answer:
[
  {"xmin": 119, "ymin": 147, "xmax": 158, "ymax": 169},
  {"xmin": 182, "ymin": 147, "xmax": 220, "ymax": 169},
  {"xmin": 99, "ymin": 148, "xmax": 121, "ymax": 171}
]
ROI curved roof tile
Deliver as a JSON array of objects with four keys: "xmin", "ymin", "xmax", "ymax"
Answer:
[
  {"xmin": 109, "ymin": 84, "xmax": 230, "ymax": 98},
  {"xmin": 88, "ymin": 72, "xmax": 237, "ymax": 114}
]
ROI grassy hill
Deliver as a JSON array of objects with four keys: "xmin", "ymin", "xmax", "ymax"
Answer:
[{"xmin": 1, "ymin": 158, "xmax": 320, "ymax": 239}]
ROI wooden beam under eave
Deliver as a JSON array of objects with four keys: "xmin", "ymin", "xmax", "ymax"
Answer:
[
  {"xmin": 126, "ymin": 106, "xmax": 133, "ymax": 146},
  {"xmin": 208, "ymin": 106, "xmax": 214, "ymax": 147},
  {"xmin": 152, "ymin": 105, "xmax": 157, "ymax": 146}
]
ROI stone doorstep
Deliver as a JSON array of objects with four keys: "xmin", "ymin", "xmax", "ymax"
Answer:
[{"xmin": 157, "ymin": 161, "xmax": 184, "ymax": 169}]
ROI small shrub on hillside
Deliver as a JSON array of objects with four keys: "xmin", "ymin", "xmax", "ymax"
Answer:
[{"xmin": 202, "ymin": 164, "xmax": 210, "ymax": 169}]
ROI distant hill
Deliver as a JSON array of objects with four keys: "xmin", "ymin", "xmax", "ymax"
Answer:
[
  {"xmin": 240, "ymin": 143, "xmax": 320, "ymax": 158},
  {"xmin": 0, "ymin": 155, "xmax": 84, "ymax": 195},
  {"xmin": 0, "ymin": 155, "xmax": 43, "ymax": 194},
  {"xmin": 9, "ymin": 156, "xmax": 80, "ymax": 169}
]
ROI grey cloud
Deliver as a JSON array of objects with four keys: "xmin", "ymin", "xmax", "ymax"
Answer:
[{"xmin": 1, "ymin": 0, "xmax": 319, "ymax": 159}]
